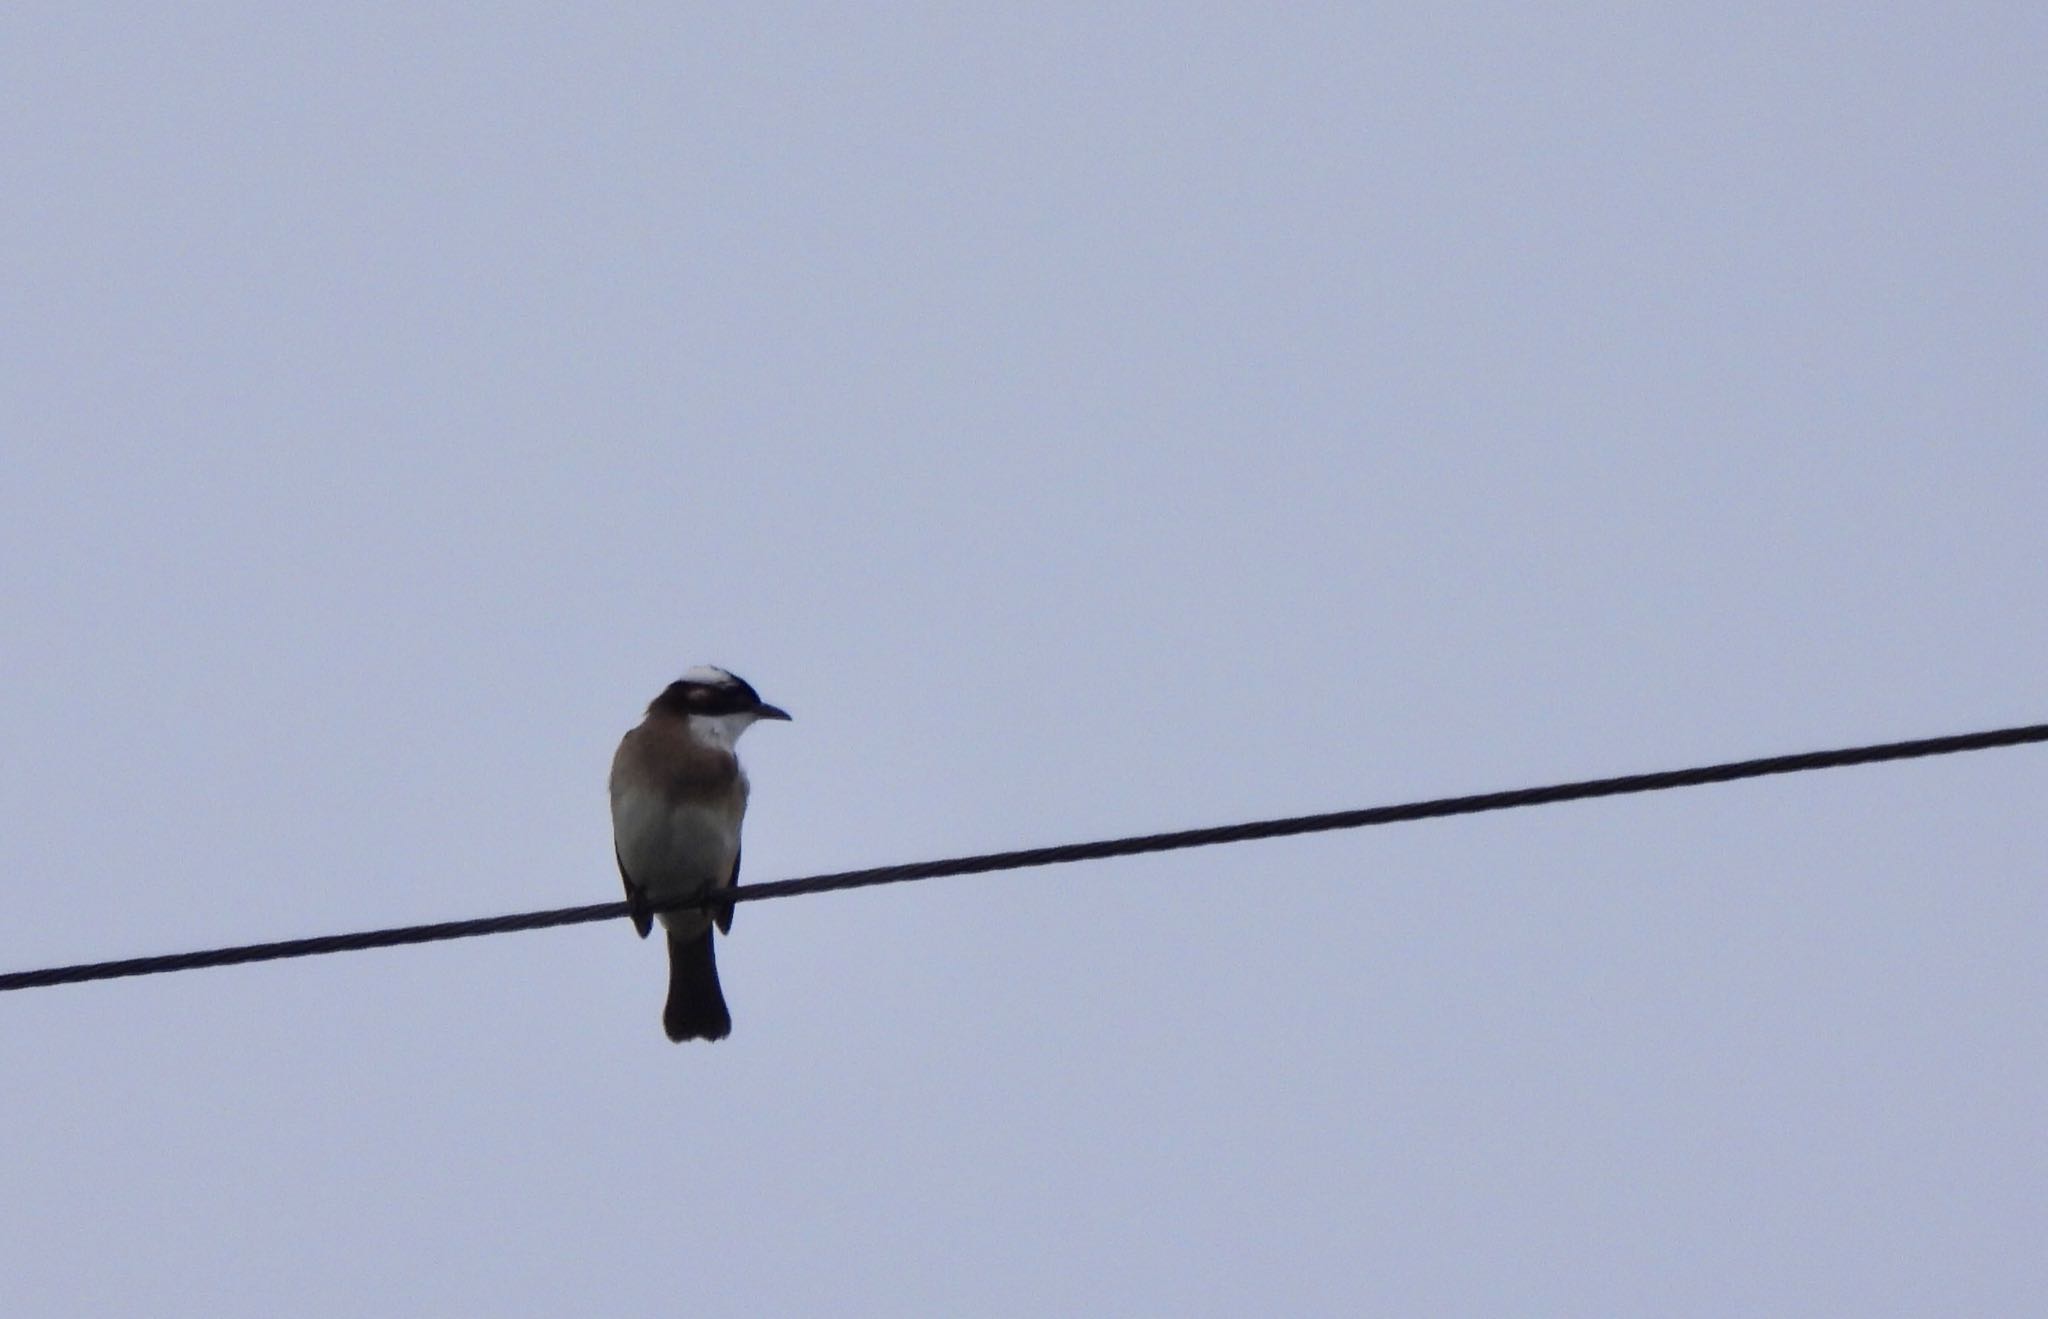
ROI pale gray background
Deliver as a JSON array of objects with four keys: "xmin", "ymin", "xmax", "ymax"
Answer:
[{"xmin": 3, "ymin": 5, "xmax": 2044, "ymax": 1315}]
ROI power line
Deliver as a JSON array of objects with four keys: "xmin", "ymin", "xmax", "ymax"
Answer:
[{"xmin": 3, "ymin": 719, "xmax": 2043, "ymax": 994}]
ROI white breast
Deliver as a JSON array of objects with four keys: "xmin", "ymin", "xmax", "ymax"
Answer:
[{"xmin": 611, "ymin": 782, "xmax": 745, "ymax": 932}]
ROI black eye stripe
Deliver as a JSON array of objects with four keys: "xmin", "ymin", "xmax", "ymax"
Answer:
[
  {"xmin": 649, "ymin": 671, "xmax": 765, "ymax": 718},
  {"xmin": 686, "ymin": 687, "xmax": 752, "ymax": 715}
]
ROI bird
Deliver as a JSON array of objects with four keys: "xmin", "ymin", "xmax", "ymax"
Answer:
[{"xmin": 610, "ymin": 666, "xmax": 791, "ymax": 1041}]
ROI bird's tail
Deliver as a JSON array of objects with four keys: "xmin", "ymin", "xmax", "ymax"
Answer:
[{"xmin": 664, "ymin": 927, "xmax": 732, "ymax": 1042}]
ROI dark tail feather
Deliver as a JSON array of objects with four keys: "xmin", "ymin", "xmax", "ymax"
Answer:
[{"xmin": 663, "ymin": 927, "xmax": 731, "ymax": 1042}]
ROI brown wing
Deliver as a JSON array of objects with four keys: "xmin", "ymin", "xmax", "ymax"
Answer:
[
  {"xmin": 715, "ymin": 843, "xmax": 739, "ymax": 935},
  {"xmin": 617, "ymin": 845, "xmax": 653, "ymax": 939}
]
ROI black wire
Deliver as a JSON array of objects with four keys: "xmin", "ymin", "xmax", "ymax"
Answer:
[{"xmin": 4, "ymin": 720, "xmax": 2043, "ymax": 993}]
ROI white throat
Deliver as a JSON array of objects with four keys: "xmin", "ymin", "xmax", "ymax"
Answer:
[{"xmin": 687, "ymin": 710, "xmax": 758, "ymax": 752}]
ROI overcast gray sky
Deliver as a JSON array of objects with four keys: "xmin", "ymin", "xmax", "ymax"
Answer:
[{"xmin": 4, "ymin": 5, "xmax": 2045, "ymax": 1315}]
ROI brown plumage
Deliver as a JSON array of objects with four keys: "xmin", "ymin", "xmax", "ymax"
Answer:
[{"xmin": 612, "ymin": 717, "xmax": 749, "ymax": 839}]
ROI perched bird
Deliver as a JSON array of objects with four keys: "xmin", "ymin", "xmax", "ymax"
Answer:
[{"xmin": 610, "ymin": 666, "xmax": 791, "ymax": 1041}]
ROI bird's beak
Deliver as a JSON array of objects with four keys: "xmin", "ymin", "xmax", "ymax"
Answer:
[{"xmin": 754, "ymin": 702, "xmax": 793, "ymax": 722}]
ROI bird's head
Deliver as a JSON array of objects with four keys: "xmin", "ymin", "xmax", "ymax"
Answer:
[{"xmin": 649, "ymin": 666, "xmax": 792, "ymax": 744}]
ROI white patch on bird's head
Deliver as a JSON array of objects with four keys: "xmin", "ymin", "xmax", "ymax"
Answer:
[{"xmin": 683, "ymin": 665, "xmax": 739, "ymax": 687}]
